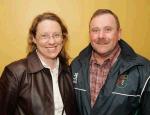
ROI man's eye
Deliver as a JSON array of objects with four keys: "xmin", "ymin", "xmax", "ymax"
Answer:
[
  {"xmin": 94, "ymin": 29, "xmax": 99, "ymax": 32},
  {"xmin": 91, "ymin": 29, "xmax": 99, "ymax": 33},
  {"xmin": 104, "ymin": 28, "xmax": 112, "ymax": 32}
]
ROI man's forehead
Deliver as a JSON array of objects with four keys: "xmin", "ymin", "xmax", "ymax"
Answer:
[{"xmin": 90, "ymin": 14, "xmax": 117, "ymax": 27}]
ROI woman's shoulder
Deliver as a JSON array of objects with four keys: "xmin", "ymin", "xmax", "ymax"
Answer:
[{"xmin": 5, "ymin": 58, "xmax": 28, "ymax": 74}]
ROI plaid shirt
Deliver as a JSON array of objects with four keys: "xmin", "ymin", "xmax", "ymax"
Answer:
[{"xmin": 90, "ymin": 44, "xmax": 121, "ymax": 107}]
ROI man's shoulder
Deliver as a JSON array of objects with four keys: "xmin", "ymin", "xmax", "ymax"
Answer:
[
  {"xmin": 136, "ymin": 54, "xmax": 150, "ymax": 65},
  {"xmin": 135, "ymin": 55, "xmax": 150, "ymax": 77},
  {"xmin": 71, "ymin": 55, "xmax": 81, "ymax": 67},
  {"xmin": 71, "ymin": 44, "xmax": 92, "ymax": 64}
]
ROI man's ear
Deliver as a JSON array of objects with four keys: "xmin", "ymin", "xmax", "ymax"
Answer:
[{"xmin": 118, "ymin": 28, "xmax": 122, "ymax": 40}]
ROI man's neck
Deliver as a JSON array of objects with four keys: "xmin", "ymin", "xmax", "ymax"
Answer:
[{"xmin": 92, "ymin": 44, "xmax": 121, "ymax": 65}]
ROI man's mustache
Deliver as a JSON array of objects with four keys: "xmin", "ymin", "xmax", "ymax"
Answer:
[{"xmin": 94, "ymin": 37, "xmax": 109, "ymax": 44}]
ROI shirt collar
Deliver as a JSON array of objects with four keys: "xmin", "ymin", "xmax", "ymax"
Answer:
[
  {"xmin": 41, "ymin": 58, "xmax": 59, "ymax": 71},
  {"xmin": 91, "ymin": 44, "xmax": 121, "ymax": 66},
  {"xmin": 36, "ymin": 51, "xmax": 59, "ymax": 71}
]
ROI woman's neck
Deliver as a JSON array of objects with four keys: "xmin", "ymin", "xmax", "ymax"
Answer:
[{"xmin": 37, "ymin": 51, "xmax": 57, "ymax": 69}]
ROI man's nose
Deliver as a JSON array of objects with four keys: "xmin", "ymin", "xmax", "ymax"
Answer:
[{"xmin": 98, "ymin": 30, "xmax": 105, "ymax": 38}]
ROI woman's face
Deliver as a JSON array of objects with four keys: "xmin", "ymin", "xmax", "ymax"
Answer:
[{"xmin": 33, "ymin": 19, "xmax": 63, "ymax": 61}]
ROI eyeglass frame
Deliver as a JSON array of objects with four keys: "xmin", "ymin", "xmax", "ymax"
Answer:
[{"xmin": 36, "ymin": 32, "xmax": 63, "ymax": 42}]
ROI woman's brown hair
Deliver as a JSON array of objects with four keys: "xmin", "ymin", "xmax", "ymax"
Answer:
[{"xmin": 27, "ymin": 12, "xmax": 69, "ymax": 65}]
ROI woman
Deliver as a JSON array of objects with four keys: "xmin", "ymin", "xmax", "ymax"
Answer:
[{"xmin": 0, "ymin": 12, "xmax": 78, "ymax": 115}]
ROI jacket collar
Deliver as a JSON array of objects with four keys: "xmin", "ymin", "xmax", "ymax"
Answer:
[
  {"xmin": 78, "ymin": 43, "xmax": 92, "ymax": 64},
  {"xmin": 78, "ymin": 39, "xmax": 146, "ymax": 73},
  {"xmin": 118, "ymin": 39, "xmax": 147, "ymax": 73},
  {"xmin": 26, "ymin": 51, "xmax": 44, "ymax": 73},
  {"xmin": 26, "ymin": 51, "xmax": 68, "ymax": 75}
]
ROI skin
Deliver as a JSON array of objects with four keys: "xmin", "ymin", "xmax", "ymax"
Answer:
[
  {"xmin": 33, "ymin": 19, "xmax": 63, "ymax": 69},
  {"xmin": 89, "ymin": 14, "xmax": 121, "ymax": 63}
]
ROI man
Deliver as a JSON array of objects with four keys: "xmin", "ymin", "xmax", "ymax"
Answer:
[{"xmin": 71, "ymin": 9, "xmax": 150, "ymax": 115}]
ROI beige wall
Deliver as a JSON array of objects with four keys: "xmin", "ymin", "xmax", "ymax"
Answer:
[{"xmin": 0, "ymin": 0, "xmax": 150, "ymax": 74}]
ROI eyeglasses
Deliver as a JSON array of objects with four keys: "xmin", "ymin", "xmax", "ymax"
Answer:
[{"xmin": 37, "ymin": 32, "xmax": 63, "ymax": 41}]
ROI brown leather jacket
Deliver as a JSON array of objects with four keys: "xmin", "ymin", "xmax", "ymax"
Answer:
[{"xmin": 0, "ymin": 51, "xmax": 78, "ymax": 115}]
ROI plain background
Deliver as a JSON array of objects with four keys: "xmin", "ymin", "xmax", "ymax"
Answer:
[{"xmin": 0, "ymin": 0, "xmax": 150, "ymax": 74}]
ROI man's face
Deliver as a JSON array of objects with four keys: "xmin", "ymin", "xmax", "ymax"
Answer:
[{"xmin": 89, "ymin": 14, "xmax": 121, "ymax": 57}]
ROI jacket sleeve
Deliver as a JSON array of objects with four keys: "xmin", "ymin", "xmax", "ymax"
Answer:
[
  {"xmin": 139, "ymin": 76, "xmax": 150, "ymax": 115},
  {"xmin": 0, "ymin": 66, "xmax": 19, "ymax": 114}
]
